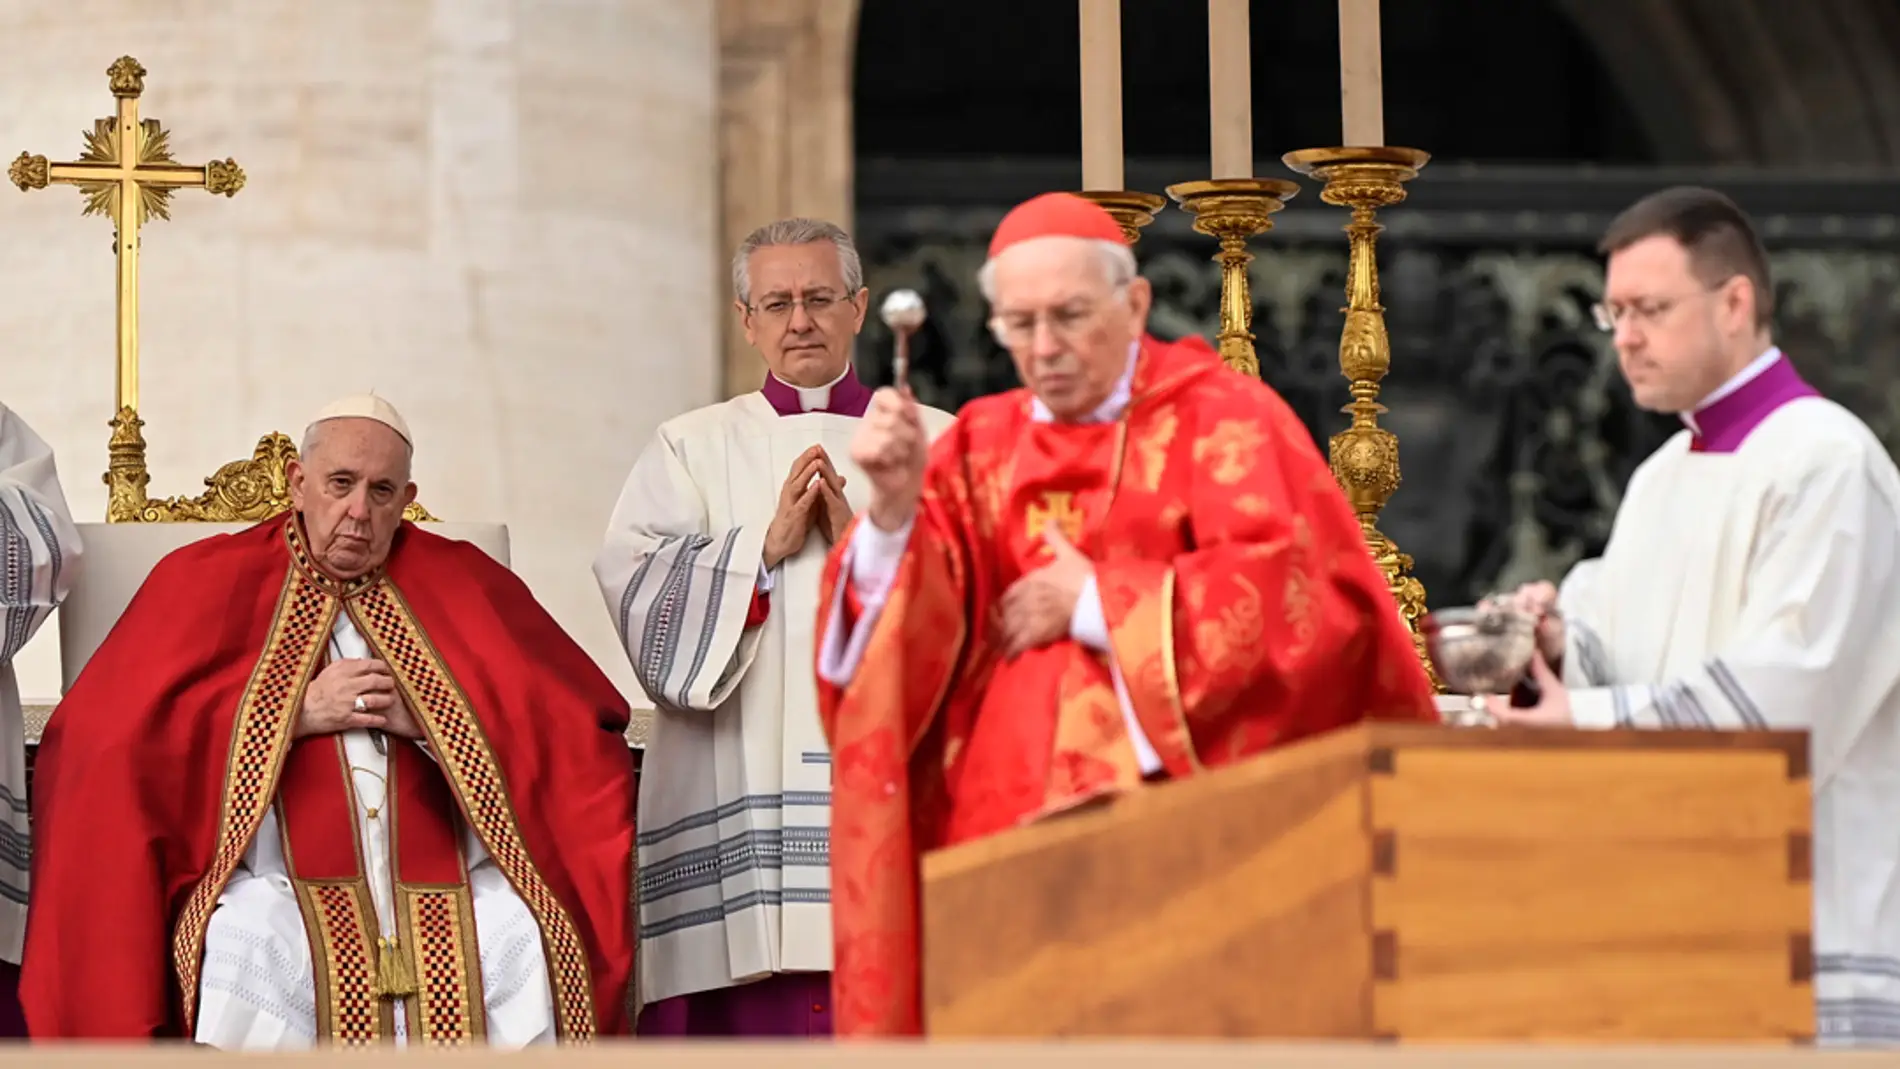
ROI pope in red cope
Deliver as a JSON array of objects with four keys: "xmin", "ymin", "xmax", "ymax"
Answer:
[
  {"xmin": 23, "ymin": 395, "xmax": 637, "ymax": 1047},
  {"xmin": 811, "ymin": 193, "xmax": 1437, "ymax": 1036}
]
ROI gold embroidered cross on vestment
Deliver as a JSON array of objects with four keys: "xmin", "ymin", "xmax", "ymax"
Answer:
[{"xmin": 1025, "ymin": 491, "xmax": 1086, "ymax": 545}]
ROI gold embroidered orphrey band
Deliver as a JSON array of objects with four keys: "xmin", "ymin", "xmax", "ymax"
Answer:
[
  {"xmin": 166, "ymin": 525, "xmax": 600, "ymax": 1043},
  {"xmin": 284, "ymin": 874, "xmax": 492, "ymax": 1044},
  {"xmin": 276, "ymin": 742, "xmax": 490, "ymax": 1045}
]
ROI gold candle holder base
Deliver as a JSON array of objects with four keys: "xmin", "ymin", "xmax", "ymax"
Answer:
[
  {"xmin": 1071, "ymin": 190, "xmax": 1169, "ymax": 245},
  {"xmin": 1282, "ymin": 145, "xmax": 1438, "ymax": 688},
  {"xmin": 1163, "ymin": 178, "xmax": 1302, "ymax": 378}
]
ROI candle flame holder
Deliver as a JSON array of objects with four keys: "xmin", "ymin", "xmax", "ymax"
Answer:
[
  {"xmin": 1282, "ymin": 144, "xmax": 1436, "ymax": 688},
  {"xmin": 1163, "ymin": 178, "xmax": 1301, "ymax": 378},
  {"xmin": 1072, "ymin": 189, "xmax": 1169, "ymax": 246}
]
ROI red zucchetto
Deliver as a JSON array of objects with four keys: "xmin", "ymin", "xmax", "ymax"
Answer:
[{"xmin": 986, "ymin": 192, "xmax": 1128, "ymax": 258}]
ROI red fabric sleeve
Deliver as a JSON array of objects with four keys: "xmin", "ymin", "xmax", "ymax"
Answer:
[
  {"xmin": 24, "ymin": 526, "xmax": 287, "ymax": 1037},
  {"xmin": 813, "ymin": 423, "xmax": 983, "ymax": 1038},
  {"xmin": 390, "ymin": 530, "xmax": 638, "ymax": 1034},
  {"xmin": 745, "ymin": 582, "xmax": 771, "ymax": 628},
  {"xmin": 1096, "ymin": 372, "xmax": 1437, "ymax": 775}
]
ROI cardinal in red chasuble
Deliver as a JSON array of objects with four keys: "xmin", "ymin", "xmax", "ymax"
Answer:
[
  {"xmin": 812, "ymin": 193, "xmax": 1437, "ymax": 1036},
  {"xmin": 23, "ymin": 396, "xmax": 637, "ymax": 1046}
]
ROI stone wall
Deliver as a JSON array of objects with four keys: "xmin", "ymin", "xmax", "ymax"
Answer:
[{"xmin": 0, "ymin": 0, "xmax": 722, "ymax": 708}]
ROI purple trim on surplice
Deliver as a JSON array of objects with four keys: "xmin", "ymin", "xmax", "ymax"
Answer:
[
  {"xmin": 635, "ymin": 971, "xmax": 833, "ymax": 1037},
  {"xmin": 1688, "ymin": 355, "xmax": 1819, "ymax": 454},
  {"xmin": 760, "ymin": 366, "xmax": 872, "ymax": 418}
]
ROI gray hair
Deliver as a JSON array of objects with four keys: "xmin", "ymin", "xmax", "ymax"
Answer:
[
  {"xmin": 301, "ymin": 420, "xmax": 414, "ymax": 483},
  {"xmin": 731, "ymin": 217, "xmax": 864, "ymax": 305},
  {"xmin": 975, "ymin": 237, "xmax": 1137, "ymax": 304}
]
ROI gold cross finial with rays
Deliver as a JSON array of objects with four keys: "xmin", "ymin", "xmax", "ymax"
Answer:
[{"xmin": 10, "ymin": 55, "xmax": 245, "ymax": 521}]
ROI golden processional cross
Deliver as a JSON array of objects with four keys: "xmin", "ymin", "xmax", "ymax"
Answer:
[{"xmin": 9, "ymin": 56, "xmax": 245, "ymax": 521}]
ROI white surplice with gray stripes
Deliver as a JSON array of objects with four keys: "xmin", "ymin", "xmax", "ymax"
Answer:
[
  {"xmin": 592, "ymin": 391, "xmax": 953, "ymax": 1007},
  {"xmin": 0, "ymin": 402, "xmax": 82, "ymax": 965},
  {"xmin": 1553, "ymin": 397, "xmax": 1900, "ymax": 1048}
]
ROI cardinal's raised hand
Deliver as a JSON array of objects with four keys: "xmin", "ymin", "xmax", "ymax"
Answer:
[{"xmin": 852, "ymin": 387, "xmax": 927, "ymax": 532}]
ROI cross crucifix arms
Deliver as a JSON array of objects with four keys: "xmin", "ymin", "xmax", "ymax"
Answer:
[
  {"xmin": 8, "ymin": 55, "xmax": 243, "ymax": 418},
  {"xmin": 9, "ymin": 54, "xmax": 245, "ymax": 522}
]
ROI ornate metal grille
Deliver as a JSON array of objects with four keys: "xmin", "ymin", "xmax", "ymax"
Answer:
[{"xmin": 851, "ymin": 161, "xmax": 1900, "ymax": 607}]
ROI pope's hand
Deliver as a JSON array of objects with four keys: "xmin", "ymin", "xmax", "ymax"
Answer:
[
  {"xmin": 381, "ymin": 691, "xmax": 426, "ymax": 740},
  {"xmin": 764, "ymin": 445, "xmax": 831, "ymax": 569},
  {"xmin": 299, "ymin": 658, "xmax": 398, "ymax": 739},
  {"xmin": 998, "ymin": 526, "xmax": 1094, "ymax": 657},
  {"xmin": 852, "ymin": 387, "xmax": 927, "ymax": 531}
]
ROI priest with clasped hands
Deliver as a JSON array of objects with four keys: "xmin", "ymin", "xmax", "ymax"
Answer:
[
  {"xmin": 23, "ymin": 395, "xmax": 638, "ymax": 1047},
  {"xmin": 812, "ymin": 192, "xmax": 1438, "ymax": 1036},
  {"xmin": 595, "ymin": 217, "xmax": 954, "ymax": 1037}
]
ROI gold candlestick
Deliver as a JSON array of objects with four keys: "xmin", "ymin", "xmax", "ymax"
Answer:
[
  {"xmin": 1162, "ymin": 178, "xmax": 1301, "ymax": 378},
  {"xmin": 1072, "ymin": 190, "xmax": 1168, "ymax": 245},
  {"xmin": 1281, "ymin": 145, "xmax": 1437, "ymax": 687}
]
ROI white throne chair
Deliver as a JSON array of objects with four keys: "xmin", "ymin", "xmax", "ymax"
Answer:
[{"xmin": 55, "ymin": 428, "xmax": 511, "ymax": 692}]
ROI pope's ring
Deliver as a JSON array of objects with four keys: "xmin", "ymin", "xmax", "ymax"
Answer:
[{"xmin": 353, "ymin": 696, "xmax": 368, "ymax": 714}]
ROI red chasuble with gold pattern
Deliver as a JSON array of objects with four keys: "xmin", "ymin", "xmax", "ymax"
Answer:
[
  {"xmin": 23, "ymin": 515, "xmax": 638, "ymax": 1042},
  {"xmin": 814, "ymin": 335, "xmax": 1437, "ymax": 1035}
]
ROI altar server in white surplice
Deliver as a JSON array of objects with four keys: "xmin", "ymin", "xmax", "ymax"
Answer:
[
  {"xmin": 594, "ymin": 218, "xmax": 952, "ymax": 1037},
  {"xmin": 1486, "ymin": 187, "xmax": 1900, "ymax": 1049},
  {"xmin": 0, "ymin": 401, "xmax": 82, "ymax": 1034}
]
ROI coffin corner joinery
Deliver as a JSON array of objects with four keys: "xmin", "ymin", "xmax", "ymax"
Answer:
[{"xmin": 920, "ymin": 722, "xmax": 1813, "ymax": 1043}]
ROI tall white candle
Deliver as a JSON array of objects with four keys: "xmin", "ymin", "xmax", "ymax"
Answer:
[
  {"xmin": 1079, "ymin": 0, "xmax": 1124, "ymax": 190},
  {"xmin": 1208, "ymin": 0, "xmax": 1252, "ymax": 178},
  {"xmin": 1339, "ymin": 0, "xmax": 1385, "ymax": 146}
]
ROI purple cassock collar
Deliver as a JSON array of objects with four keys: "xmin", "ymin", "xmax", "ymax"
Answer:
[
  {"xmin": 759, "ymin": 364, "xmax": 873, "ymax": 418},
  {"xmin": 1681, "ymin": 348, "xmax": 1819, "ymax": 454}
]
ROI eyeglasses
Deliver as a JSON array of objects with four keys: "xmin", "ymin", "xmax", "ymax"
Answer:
[
  {"xmin": 1592, "ymin": 296, "xmax": 1688, "ymax": 333},
  {"xmin": 1591, "ymin": 278, "xmax": 1733, "ymax": 333},
  {"xmin": 749, "ymin": 293, "xmax": 847, "ymax": 320},
  {"xmin": 988, "ymin": 284, "xmax": 1129, "ymax": 348}
]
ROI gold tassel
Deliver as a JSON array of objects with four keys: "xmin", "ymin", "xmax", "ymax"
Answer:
[{"xmin": 373, "ymin": 935, "xmax": 418, "ymax": 999}]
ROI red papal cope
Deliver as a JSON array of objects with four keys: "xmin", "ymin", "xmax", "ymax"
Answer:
[{"xmin": 23, "ymin": 515, "xmax": 639, "ymax": 1042}]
